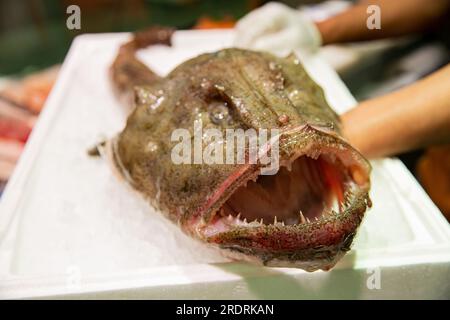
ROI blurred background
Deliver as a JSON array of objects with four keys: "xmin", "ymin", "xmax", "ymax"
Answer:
[{"xmin": 0, "ymin": 0, "xmax": 449, "ymax": 220}]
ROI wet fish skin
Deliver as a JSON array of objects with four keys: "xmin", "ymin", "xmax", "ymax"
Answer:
[{"xmin": 108, "ymin": 28, "xmax": 371, "ymax": 271}]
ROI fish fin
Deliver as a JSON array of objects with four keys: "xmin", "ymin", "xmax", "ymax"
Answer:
[{"xmin": 110, "ymin": 26, "xmax": 174, "ymax": 111}]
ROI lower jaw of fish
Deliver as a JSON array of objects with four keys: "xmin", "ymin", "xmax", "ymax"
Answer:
[
  {"xmin": 187, "ymin": 131, "xmax": 371, "ymax": 270},
  {"xmin": 204, "ymin": 185, "xmax": 369, "ymax": 271}
]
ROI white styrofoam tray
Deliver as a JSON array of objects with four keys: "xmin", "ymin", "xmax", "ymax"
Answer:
[{"xmin": 0, "ymin": 30, "xmax": 449, "ymax": 299}]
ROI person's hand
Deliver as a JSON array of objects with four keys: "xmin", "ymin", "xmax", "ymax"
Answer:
[{"xmin": 234, "ymin": 2, "xmax": 322, "ymax": 54}]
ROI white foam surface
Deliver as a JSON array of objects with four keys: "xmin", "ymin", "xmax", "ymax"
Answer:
[{"xmin": 0, "ymin": 31, "xmax": 448, "ymax": 296}]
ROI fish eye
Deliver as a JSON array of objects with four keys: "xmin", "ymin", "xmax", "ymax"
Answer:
[{"xmin": 208, "ymin": 100, "xmax": 232, "ymax": 125}]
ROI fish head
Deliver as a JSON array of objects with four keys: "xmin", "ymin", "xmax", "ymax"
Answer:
[{"xmin": 113, "ymin": 49, "xmax": 371, "ymax": 271}]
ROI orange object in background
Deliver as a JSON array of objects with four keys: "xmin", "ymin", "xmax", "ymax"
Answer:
[
  {"xmin": 194, "ymin": 16, "xmax": 235, "ymax": 29},
  {"xmin": 417, "ymin": 144, "xmax": 450, "ymax": 222},
  {"xmin": 0, "ymin": 66, "xmax": 59, "ymax": 187},
  {"xmin": 1, "ymin": 65, "xmax": 59, "ymax": 114}
]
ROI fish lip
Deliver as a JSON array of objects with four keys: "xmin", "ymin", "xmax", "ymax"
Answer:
[{"xmin": 184, "ymin": 124, "xmax": 371, "ymax": 270}]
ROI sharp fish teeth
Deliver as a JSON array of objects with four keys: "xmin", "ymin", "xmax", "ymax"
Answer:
[
  {"xmin": 228, "ymin": 214, "xmax": 233, "ymax": 221},
  {"xmin": 237, "ymin": 213, "xmax": 241, "ymax": 220},
  {"xmin": 299, "ymin": 211, "xmax": 306, "ymax": 224},
  {"xmin": 274, "ymin": 216, "xmax": 277, "ymax": 224}
]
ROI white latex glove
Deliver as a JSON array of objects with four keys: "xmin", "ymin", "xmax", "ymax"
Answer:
[{"xmin": 234, "ymin": 2, "xmax": 322, "ymax": 54}]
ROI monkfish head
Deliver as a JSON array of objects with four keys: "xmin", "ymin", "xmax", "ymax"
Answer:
[{"xmin": 111, "ymin": 47, "xmax": 371, "ymax": 271}]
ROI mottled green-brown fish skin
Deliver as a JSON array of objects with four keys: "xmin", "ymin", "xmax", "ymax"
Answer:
[{"xmin": 109, "ymin": 27, "xmax": 371, "ymax": 271}]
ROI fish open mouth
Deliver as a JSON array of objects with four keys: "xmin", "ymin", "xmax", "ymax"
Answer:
[
  {"xmin": 193, "ymin": 130, "xmax": 371, "ymax": 270},
  {"xmin": 201, "ymin": 152, "xmax": 367, "ymax": 236},
  {"xmin": 224, "ymin": 155, "xmax": 351, "ymax": 224},
  {"xmin": 190, "ymin": 126, "xmax": 371, "ymax": 269}
]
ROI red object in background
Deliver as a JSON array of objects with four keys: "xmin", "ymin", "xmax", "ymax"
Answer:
[{"xmin": 0, "ymin": 118, "xmax": 32, "ymax": 143}]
